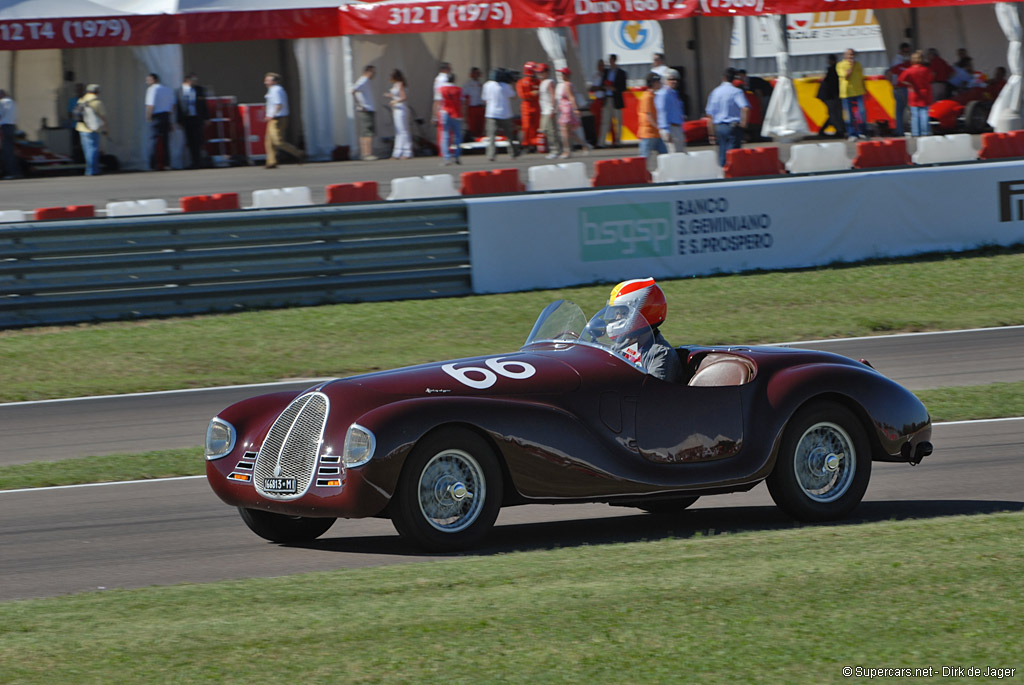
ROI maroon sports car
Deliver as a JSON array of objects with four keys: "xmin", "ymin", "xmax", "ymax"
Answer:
[{"xmin": 206, "ymin": 300, "xmax": 932, "ymax": 551}]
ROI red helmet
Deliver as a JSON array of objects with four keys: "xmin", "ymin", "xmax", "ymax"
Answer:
[
  {"xmin": 608, "ymin": 277, "xmax": 667, "ymax": 328},
  {"xmin": 523, "ymin": 61, "xmax": 536, "ymax": 75},
  {"xmin": 535, "ymin": 63, "xmax": 549, "ymax": 74}
]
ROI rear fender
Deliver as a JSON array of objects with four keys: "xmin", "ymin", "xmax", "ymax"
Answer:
[{"xmin": 766, "ymin": 363, "xmax": 931, "ymax": 460}]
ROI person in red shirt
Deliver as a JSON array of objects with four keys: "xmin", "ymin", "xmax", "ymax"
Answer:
[
  {"xmin": 516, "ymin": 63, "xmax": 540, "ymax": 152},
  {"xmin": 927, "ymin": 48, "xmax": 953, "ymax": 100},
  {"xmin": 438, "ymin": 74, "xmax": 464, "ymax": 165},
  {"xmin": 899, "ymin": 50, "xmax": 934, "ymax": 137},
  {"xmin": 986, "ymin": 66, "xmax": 1008, "ymax": 100}
]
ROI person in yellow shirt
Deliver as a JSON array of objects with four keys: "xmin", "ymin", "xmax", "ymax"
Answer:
[
  {"xmin": 836, "ymin": 48, "xmax": 868, "ymax": 139},
  {"xmin": 75, "ymin": 84, "xmax": 108, "ymax": 176}
]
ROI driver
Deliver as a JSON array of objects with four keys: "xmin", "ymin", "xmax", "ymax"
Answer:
[{"xmin": 607, "ymin": 278, "xmax": 683, "ymax": 383}]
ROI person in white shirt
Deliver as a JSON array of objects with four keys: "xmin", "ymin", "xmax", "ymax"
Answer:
[
  {"xmin": 461, "ymin": 67, "xmax": 485, "ymax": 138},
  {"xmin": 350, "ymin": 65, "xmax": 377, "ymax": 161},
  {"xmin": 263, "ymin": 72, "xmax": 305, "ymax": 169},
  {"xmin": 536, "ymin": 64, "xmax": 561, "ymax": 159},
  {"xmin": 651, "ymin": 53, "xmax": 671, "ymax": 81},
  {"xmin": 481, "ymin": 70, "xmax": 519, "ymax": 161},
  {"xmin": 145, "ymin": 73, "xmax": 175, "ymax": 170},
  {"xmin": 432, "ymin": 62, "xmax": 452, "ymax": 146}
]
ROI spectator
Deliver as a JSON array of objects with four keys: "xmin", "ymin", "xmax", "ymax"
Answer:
[
  {"xmin": 888, "ymin": 42, "xmax": 912, "ymax": 136},
  {"xmin": 263, "ymin": 72, "xmax": 305, "ymax": 169},
  {"xmin": 837, "ymin": 48, "xmax": 868, "ymax": 139},
  {"xmin": 899, "ymin": 50, "xmax": 934, "ymax": 137},
  {"xmin": 817, "ymin": 54, "xmax": 844, "ymax": 138},
  {"xmin": 432, "ymin": 62, "xmax": 452, "ymax": 145},
  {"xmin": 537, "ymin": 63, "xmax": 562, "ymax": 159},
  {"xmin": 462, "ymin": 67, "xmax": 485, "ymax": 138},
  {"xmin": 927, "ymin": 48, "xmax": 953, "ymax": 99},
  {"xmin": 588, "ymin": 59, "xmax": 606, "ymax": 146},
  {"xmin": 986, "ymin": 66, "xmax": 1008, "ymax": 100},
  {"xmin": 704, "ymin": 67, "xmax": 749, "ymax": 167},
  {"xmin": 145, "ymin": 73, "xmax": 175, "ymax": 170},
  {"xmin": 482, "ymin": 69, "xmax": 519, "ymax": 161},
  {"xmin": 75, "ymin": 84, "xmax": 108, "ymax": 176},
  {"xmin": 600, "ymin": 54, "xmax": 627, "ymax": 147},
  {"xmin": 176, "ymin": 73, "xmax": 208, "ymax": 169},
  {"xmin": 438, "ymin": 73, "xmax": 464, "ymax": 166},
  {"xmin": 655, "ymin": 69, "xmax": 686, "ymax": 153},
  {"xmin": 0, "ymin": 89, "xmax": 19, "ymax": 179},
  {"xmin": 555, "ymin": 67, "xmax": 590, "ymax": 158},
  {"xmin": 350, "ymin": 65, "xmax": 377, "ymax": 161},
  {"xmin": 385, "ymin": 69, "xmax": 412, "ymax": 160},
  {"xmin": 516, "ymin": 62, "xmax": 540, "ymax": 152},
  {"xmin": 651, "ymin": 52, "xmax": 670, "ymax": 81},
  {"xmin": 638, "ymin": 73, "xmax": 667, "ymax": 166}
]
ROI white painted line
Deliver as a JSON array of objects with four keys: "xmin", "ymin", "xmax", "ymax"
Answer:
[
  {"xmin": 773, "ymin": 324, "xmax": 1024, "ymax": 347},
  {"xmin": 3, "ymin": 416, "xmax": 1021, "ymax": 495},
  {"xmin": 1, "ymin": 475, "xmax": 205, "ymax": 495}
]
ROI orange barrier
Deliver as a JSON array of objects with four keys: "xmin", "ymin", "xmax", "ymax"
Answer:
[
  {"xmin": 723, "ymin": 147, "xmax": 785, "ymax": 179},
  {"xmin": 978, "ymin": 131, "xmax": 1024, "ymax": 160},
  {"xmin": 852, "ymin": 138, "xmax": 911, "ymax": 169},
  {"xmin": 34, "ymin": 205, "xmax": 95, "ymax": 221},
  {"xmin": 326, "ymin": 181, "xmax": 380, "ymax": 203},
  {"xmin": 180, "ymin": 193, "xmax": 241, "ymax": 213},
  {"xmin": 591, "ymin": 157, "xmax": 651, "ymax": 187},
  {"xmin": 460, "ymin": 168, "xmax": 524, "ymax": 196}
]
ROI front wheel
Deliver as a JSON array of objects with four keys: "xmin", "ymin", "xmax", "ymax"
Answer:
[
  {"xmin": 238, "ymin": 507, "xmax": 336, "ymax": 543},
  {"xmin": 391, "ymin": 428, "xmax": 503, "ymax": 551},
  {"xmin": 767, "ymin": 402, "xmax": 871, "ymax": 522}
]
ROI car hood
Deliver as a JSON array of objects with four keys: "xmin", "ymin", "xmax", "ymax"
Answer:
[{"xmin": 319, "ymin": 350, "xmax": 582, "ymax": 398}]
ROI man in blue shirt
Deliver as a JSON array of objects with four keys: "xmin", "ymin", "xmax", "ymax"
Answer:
[
  {"xmin": 654, "ymin": 69, "xmax": 685, "ymax": 153},
  {"xmin": 704, "ymin": 68, "xmax": 749, "ymax": 167}
]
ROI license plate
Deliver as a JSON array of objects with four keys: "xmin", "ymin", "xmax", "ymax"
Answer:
[{"xmin": 263, "ymin": 477, "xmax": 297, "ymax": 494}]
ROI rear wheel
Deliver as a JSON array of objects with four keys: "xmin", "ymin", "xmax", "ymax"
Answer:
[
  {"xmin": 391, "ymin": 428, "xmax": 502, "ymax": 551},
  {"xmin": 767, "ymin": 402, "xmax": 871, "ymax": 522},
  {"xmin": 238, "ymin": 507, "xmax": 335, "ymax": 543}
]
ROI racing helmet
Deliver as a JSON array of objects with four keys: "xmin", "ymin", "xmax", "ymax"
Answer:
[
  {"xmin": 608, "ymin": 277, "xmax": 667, "ymax": 330},
  {"xmin": 523, "ymin": 61, "xmax": 536, "ymax": 75}
]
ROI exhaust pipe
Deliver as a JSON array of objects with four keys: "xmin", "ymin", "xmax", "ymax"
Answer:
[{"xmin": 901, "ymin": 440, "xmax": 933, "ymax": 466}]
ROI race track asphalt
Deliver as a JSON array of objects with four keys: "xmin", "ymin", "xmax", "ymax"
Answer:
[
  {"xmin": 2, "ymin": 327, "xmax": 1022, "ymax": 465},
  {"xmin": 1, "ymin": 328, "xmax": 1022, "ymax": 601}
]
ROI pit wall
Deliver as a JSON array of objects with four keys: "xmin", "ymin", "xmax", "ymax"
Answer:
[{"xmin": 465, "ymin": 159, "xmax": 1024, "ymax": 293}]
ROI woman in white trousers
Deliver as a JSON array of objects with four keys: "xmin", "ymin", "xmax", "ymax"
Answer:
[{"xmin": 387, "ymin": 70, "xmax": 413, "ymax": 159}]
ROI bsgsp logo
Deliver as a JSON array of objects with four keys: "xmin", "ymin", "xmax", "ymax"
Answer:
[
  {"xmin": 998, "ymin": 181, "xmax": 1024, "ymax": 222},
  {"xmin": 579, "ymin": 203, "xmax": 674, "ymax": 261}
]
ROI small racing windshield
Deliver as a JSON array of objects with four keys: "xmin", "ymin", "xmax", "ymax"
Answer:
[{"xmin": 523, "ymin": 300, "xmax": 654, "ymax": 372}]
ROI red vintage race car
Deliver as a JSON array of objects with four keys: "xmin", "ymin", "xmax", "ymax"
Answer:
[{"xmin": 206, "ymin": 300, "xmax": 932, "ymax": 551}]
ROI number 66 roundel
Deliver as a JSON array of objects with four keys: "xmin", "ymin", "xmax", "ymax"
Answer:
[{"xmin": 442, "ymin": 357, "xmax": 537, "ymax": 389}]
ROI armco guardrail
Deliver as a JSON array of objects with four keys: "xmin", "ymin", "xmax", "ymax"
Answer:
[{"xmin": 0, "ymin": 200, "xmax": 471, "ymax": 328}]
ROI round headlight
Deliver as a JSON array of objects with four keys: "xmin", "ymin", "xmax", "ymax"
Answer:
[
  {"xmin": 205, "ymin": 417, "xmax": 236, "ymax": 460},
  {"xmin": 342, "ymin": 424, "xmax": 376, "ymax": 468}
]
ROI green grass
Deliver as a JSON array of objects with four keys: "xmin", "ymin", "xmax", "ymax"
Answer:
[
  {"xmin": 1, "ymin": 248, "xmax": 1022, "ymax": 402},
  {"xmin": 1, "ymin": 512, "xmax": 1021, "ymax": 682},
  {"xmin": 1, "ymin": 381, "xmax": 1020, "ymax": 492}
]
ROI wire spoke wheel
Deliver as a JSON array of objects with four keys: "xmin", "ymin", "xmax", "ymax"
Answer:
[
  {"xmin": 793, "ymin": 422, "xmax": 856, "ymax": 503},
  {"xmin": 417, "ymin": 449, "xmax": 486, "ymax": 533}
]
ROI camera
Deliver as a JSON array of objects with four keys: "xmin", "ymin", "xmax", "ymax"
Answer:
[{"xmin": 490, "ymin": 67, "xmax": 520, "ymax": 84}]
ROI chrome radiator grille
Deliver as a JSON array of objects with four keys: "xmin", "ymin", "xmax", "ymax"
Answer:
[{"xmin": 254, "ymin": 392, "xmax": 329, "ymax": 499}]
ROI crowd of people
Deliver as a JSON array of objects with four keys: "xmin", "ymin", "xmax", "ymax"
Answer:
[
  {"xmin": 818, "ymin": 45, "xmax": 1007, "ymax": 140},
  {"xmin": 349, "ymin": 52, "xmax": 694, "ymax": 165}
]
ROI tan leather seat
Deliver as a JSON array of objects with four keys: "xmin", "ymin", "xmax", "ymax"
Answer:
[{"xmin": 688, "ymin": 353, "xmax": 754, "ymax": 387}]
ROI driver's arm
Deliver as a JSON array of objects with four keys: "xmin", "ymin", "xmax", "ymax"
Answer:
[{"xmin": 645, "ymin": 341, "xmax": 684, "ymax": 384}]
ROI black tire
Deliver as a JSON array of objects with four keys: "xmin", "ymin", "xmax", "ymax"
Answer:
[
  {"xmin": 964, "ymin": 100, "xmax": 992, "ymax": 134},
  {"xmin": 238, "ymin": 507, "xmax": 335, "ymax": 543},
  {"xmin": 390, "ymin": 428, "xmax": 503, "ymax": 552},
  {"xmin": 766, "ymin": 401, "xmax": 871, "ymax": 522},
  {"xmin": 637, "ymin": 496, "xmax": 699, "ymax": 514}
]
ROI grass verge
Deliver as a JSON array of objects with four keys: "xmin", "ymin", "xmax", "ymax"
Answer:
[
  {"xmin": 1, "ymin": 381, "xmax": 1020, "ymax": 492},
  {"xmin": 1, "ymin": 248, "xmax": 1022, "ymax": 402},
  {"xmin": 1, "ymin": 512, "xmax": 1021, "ymax": 682}
]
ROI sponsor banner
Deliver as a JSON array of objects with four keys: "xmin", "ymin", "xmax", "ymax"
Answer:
[
  {"xmin": 601, "ymin": 20, "xmax": 664, "ymax": 65},
  {"xmin": 465, "ymin": 161, "xmax": 1024, "ymax": 294},
  {"xmin": 785, "ymin": 11, "xmax": 884, "ymax": 56},
  {"xmin": 0, "ymin": 8, "xmax": 340, "ymax": 51}
]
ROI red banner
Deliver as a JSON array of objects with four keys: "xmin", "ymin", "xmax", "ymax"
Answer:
[
  {"xmin": 0, "ymin": 8, "xmax": 340, "ymax": 51},
  {"xmin": 0, "ymin": 0, "xmax": 1001, "ymax": 48}
]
